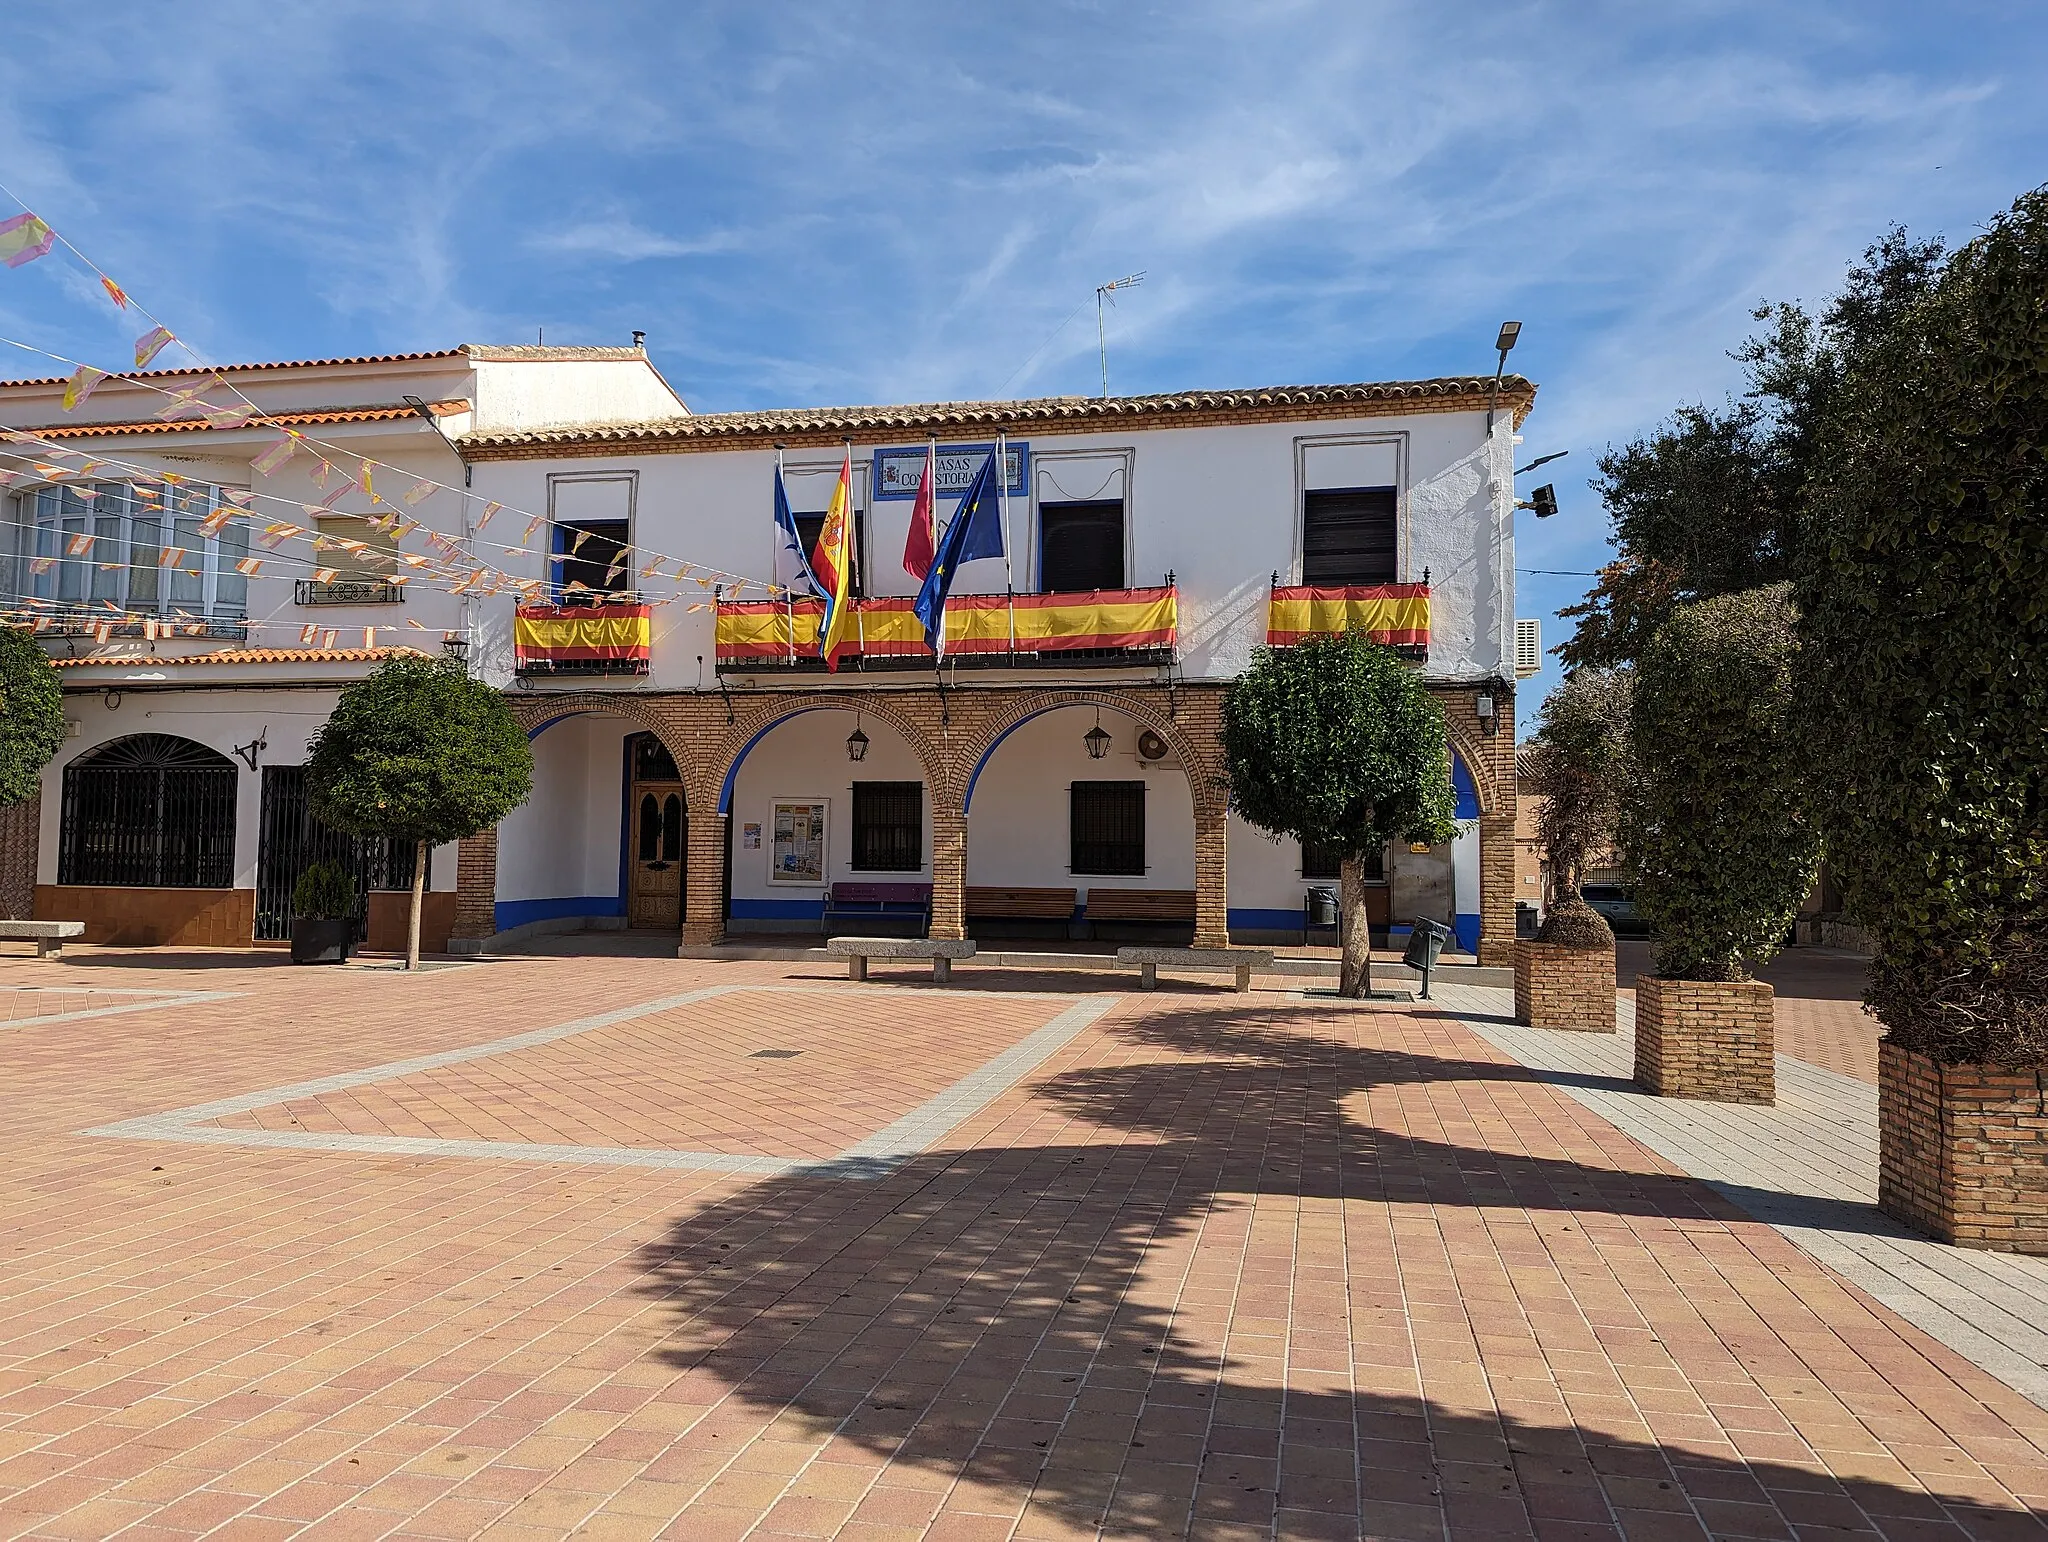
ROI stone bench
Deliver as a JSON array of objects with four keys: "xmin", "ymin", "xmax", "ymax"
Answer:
[
  {"xmin": 0, "ymin": 920, "xmax": 85, "ymax": 960},
  {"xmin": 826, "ymin": 936, "xmax": 977, "ymax": 983},
  {"xmin": 1117, "ymin": 945, "xmax": 1276, "ymax": 993}
]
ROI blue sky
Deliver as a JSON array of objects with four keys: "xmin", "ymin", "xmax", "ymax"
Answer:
[{"xmin": 1, "ymin": 1, "xmax": 2042, "ymax": 718}]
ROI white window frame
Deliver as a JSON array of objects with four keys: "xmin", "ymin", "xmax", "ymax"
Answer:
[
  {"xmin": 1290, "ymin": 431, "xmax": 1410, "ymax": 586},
  {"xmin": 22, "ymin": 480, "xmax": 249, "ymax": 619},
  {"xmin": 1029, "ymin": 446, "xmax": 1136, "ymax": 594}
]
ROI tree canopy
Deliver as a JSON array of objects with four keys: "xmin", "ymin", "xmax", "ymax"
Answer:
[
  {"xmin": 1799, "ymin": 185, "xmax": 2048, "ymax": 1067},
  {"xmin": 0, "ymin": 626, "xmax": 64, "ymax": 808},
  {"xmin": 1223, "ymin": 633, "xmax": 1459, "ymax": 994},
  {"xmin": 307, "ymin": 653, "xmax": 532, "ymax": 966},
  {"xmin": 1623, "ymin": 585, "xmax": 1819, "ymax": 982},
  {"xmin": 1519, "ymin": 667, "xmax": 1633, "ymax": 949},
  {"xmin": 1562, "ymin": 228, "xmax": 1948, "ymax": 670}
]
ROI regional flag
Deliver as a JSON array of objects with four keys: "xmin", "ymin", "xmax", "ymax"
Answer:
[
  {"xmin": 901, "ymin": 440, "xmax": 936, "ymax": 582},
  {"xmin": 913, "ymin": 451, "xmax": 1005, "ymax": 656},
  {"xmin": 811, "ymin": 449, "xmax": 857, "ymax": 669},
  {"xmin": 772, "ymin": 463, "xmax": 822, "ymax": 598}
]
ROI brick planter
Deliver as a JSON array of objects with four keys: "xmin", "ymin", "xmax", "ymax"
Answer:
[
  {"xmin": 1513, "ymin": 940, "xmax": 1616, "ymax": 1032},
  {"xmin": 1879, "ymin": 1044, "xmax": 2048, "ymax": 1254},
  {"xmin": 1633, "ymin": 975, "xmax": 1775, "ymax": 1103}
]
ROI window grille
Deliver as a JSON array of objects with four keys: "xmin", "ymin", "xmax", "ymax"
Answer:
[
  {"xmin": 631, "ymin": 733, "xmax": 681, "ymax": 783},
  {"xmin": 1071, "ymin": 781, "xmax": 1145, "ymax": 876},
  {"xmin": 254, "ymin": 765, "xmax": 421, "ymax": 940},
  {"xmin": 20, "ymin": 481, "xmax": 249, "ymax": 618},
  {"xmin": 851, "ymin": 781, "xmax": 922, "ymax": 872},
  {"xmin": 1301, "ymin": 486, "xmax": 1397, "ymax": 585},
  {"xmin": 59, "ymin": 734, "xmax": 238, "ymax": 889},
  {"xmin": 1302, "ymin": 840, "xmax": 1385, "ymax": 880},
  {"xmin": 1038, "ymin": 500, "xmax": 1125, "ymax": 592}
]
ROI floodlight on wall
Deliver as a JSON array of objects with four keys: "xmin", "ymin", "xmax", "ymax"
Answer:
[
  {"xmin": 1083, "ymin": 709, "xmax": 1113, "ymax": 761},
  {"xmin": 846, "ymin": 711, "xmax": 870, "ymax": 763},
  {"xmin": 1516, "ymin": 484, "xmax": 1558, "ymax": 518}
]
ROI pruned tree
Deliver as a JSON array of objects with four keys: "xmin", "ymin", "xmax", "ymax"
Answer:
[
  {"xmin": 1622, "ymin": 585, "xmax": 1819, "ymax": 981},
  {"xmin": 306, "ymin": 654, "xmax": 533, "ymax": 969},
  {"xmin": 1223, "ymin": 632, "xmax": 1459, "ymax": 996},
  {"xmin": 0, "ymin": 624, "xmax": 64, "ymax": 809},
  {"xmin": 1800, "ymin": 184, "xmax": 2048, "ymax": 1068},
  {"xmin": 1519, "ymin": 667, "xmax": 1634, "ymax": 948}
]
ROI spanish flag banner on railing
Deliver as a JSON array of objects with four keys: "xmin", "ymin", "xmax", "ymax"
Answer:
[
  {"xmin": 1265, "ymin": 583, "xmax": 1430, "ymax": 648},
  {"xmin": 514, "ymin": 602, "xmax": 653, "ymax": 671},
  {"xmin": 716, "ymin": 585, "xmax": 1177, "ymax": 663}
]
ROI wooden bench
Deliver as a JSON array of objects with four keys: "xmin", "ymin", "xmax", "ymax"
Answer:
[
  {"xmin": 1083, "ymin": 889, "xmax": 1196, "ymax": 927},
  {"xmin": 965, "ymin": 887, "xmax": 1077, "ymax": 921},
  {"xmin": 0, "ymin": 920, "xmax": 84, "ymax": 959},
  {"xmin": 825, "ymin": 936, "xmax": 976, "ymax": 983},
  {"xmin": 821, "ymin": 882, "xmax": 931, "ymax": 934},
  {"xmin": 1117, "ymin": 945, "xmax": 1276, "ymax": 993}
]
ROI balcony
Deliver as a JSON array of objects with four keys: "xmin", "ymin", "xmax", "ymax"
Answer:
[
  {"xmin": 513, "ymin": 602, "xmax": 652, "ymax": 677},
  {"xmin": 295, "ymin": 578, "xmax": 405, "ymax": 606},
  {"xmin": 1265, "ymin": 582, "xmax": 1429, "ymax": 655},
  {"xmin": 24, "ymin": 610, "xmax": 250, "ymax": 643},
  {"xmin": 715, "ymin": 585, "xmax": 1177, "ymax": 673}
]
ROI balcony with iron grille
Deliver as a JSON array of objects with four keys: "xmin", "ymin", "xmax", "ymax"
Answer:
[
  {"xmin": 513, "ymin": 601, "xmax": 653, "ymax": 677},
  {"xmin": 713, "ymin": 584, "xmax": 1178, "ymax": 674},
  {"xmin": 295, "ymin": 578, "xmax": 405, "ymax": 606}
]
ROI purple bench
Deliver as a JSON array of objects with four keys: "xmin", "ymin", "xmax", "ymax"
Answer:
[{"xmin": 821, "ymin": 881, "xmax": 931, "ymax": 934}]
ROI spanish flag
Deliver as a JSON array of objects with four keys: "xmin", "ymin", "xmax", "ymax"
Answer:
[{"xmin": 810, "ymin": 449, "xmax": 857, "ymax": 670}]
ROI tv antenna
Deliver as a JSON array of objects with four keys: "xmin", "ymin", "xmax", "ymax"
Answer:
[{"xmin": 1096, "ymin": 272, "xmax": 1145, "ymax": 398}]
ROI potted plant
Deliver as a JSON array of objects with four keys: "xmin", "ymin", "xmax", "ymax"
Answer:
[
  {"xmin": 290, "ymin": 861, "xmax": 358, "ymax": 964},
  {"xmin": 1800, "ymin": 189, "xmax": 2048, "ymax": 1252},
  {"xmin": 1515, "ymin": 667, "xmax": 1632, "ymax": 1032},
  {"xmin": 1623, "ymin": 585, "xmax": 1819, "ymax": 1102}
]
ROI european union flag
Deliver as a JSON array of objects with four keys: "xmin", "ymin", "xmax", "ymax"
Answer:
[{"xmin": 913, "ymin": 451, "xmax": 1005, "ymax": 655}]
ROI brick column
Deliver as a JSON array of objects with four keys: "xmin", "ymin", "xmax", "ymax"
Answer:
[
  {"xmin": 450, "ymin": 827, "xmax": 498, "ymax": 942},
  {"xmin": 683, "ymin": 812, "xmax": 728, "ymax": 947},
  {"xmin": 0, "ymin": 791, "xmax": 37, "ymax": 921},
  {"xmin": 1194, "ymin": 808, "xmax": 1230, "ymax": 949},
  {"xmin": 929, "ymin": 800, "xmax": 967, "ymax": 942},
  {"xmin": 1477, "ymin": 809, "xmax": 1516, "ymax": 967}
]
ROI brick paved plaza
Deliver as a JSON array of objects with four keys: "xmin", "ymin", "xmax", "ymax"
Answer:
[{"xmin": 2, "ymin": 945, "xmax": 2045, "ymax": 1541}]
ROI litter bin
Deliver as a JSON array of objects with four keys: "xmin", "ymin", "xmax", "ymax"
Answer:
[
  {"xmin": 1515, "ymin": 901, "xmax": 1540, "ymax": 939},
  {"xmin": 1305, "ymin": 886, "xmax": 1338, "ymax": 927},
  {"xmin": 1401, "ymin": 916, "xmax": 1454, "ymax": 998}
]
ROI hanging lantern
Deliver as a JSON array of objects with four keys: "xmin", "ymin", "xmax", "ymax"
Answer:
[
  {"xmin": 846, "ymin": 710, "xmax": 870, "ymax": 763},
  {"xmin": 1083, "ymin": 709, "xmax": 1112, "ymax": 761}
]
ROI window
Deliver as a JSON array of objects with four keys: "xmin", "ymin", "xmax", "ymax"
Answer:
[
  {"xmin": 1039, "ymin": 500, "xmax": 1124, "ymax": 592},
  {"xmin": 554, "ymin": 519, "xmax": 630, "ymax": 603},
  {"xmin": 60, "ymin": 734, "xmax": 238, "ymax": 888},
  {"xmin": 1302, "ymin": 841, "xmax": 1385, "ymax": 880},
  {"xmin": 851, "ymin": 781, "xmax": 921, "ymax": 871},
  {"xmin": 794, "ymin": 510, "xmax": 868, "ymax": 598},
  {"xmin": 1071, "ymin": 781, "xmax": 1145, "ymax": 876},
  {"xmin": 851, "ymin": 782, "xmax": 921, "ymax": 871},
  {"xmin": 631, "ymin": 733, "xmax": 681, "ymax": 782},
  {"xmin": 23, "ymin": 482, "xmax": 249, "ymax": 617},
  {"xmin": 1301, "ymin": 486, "xmax": 1397, "ymax": 585},
  {"xmin": 299, "ymin": 515, "xmax": 403, "ymax": 604}
]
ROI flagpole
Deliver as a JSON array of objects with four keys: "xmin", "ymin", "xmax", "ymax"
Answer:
[
  {"xmin": 776, "ymin": 445, "xmax": 794, "ymax": 664},
  {"xmin": 998, "ymin": 429, "xmax": 1015, "ymax": 655}
]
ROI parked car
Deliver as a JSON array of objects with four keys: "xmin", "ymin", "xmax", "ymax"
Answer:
[{"xmin": 1580, "ymin": 883, "xmax": 1651, "ymax": 938}]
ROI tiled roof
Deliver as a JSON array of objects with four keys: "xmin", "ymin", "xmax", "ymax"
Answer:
[
  {"xmin": 0, "ymin": 343, "xmax": 644, "ymax": 391},
  {"xmin": 19, "ymin": 400, "xmax": 469, "ymax": 441},
  {"xmin": 54, "ymin": 646, "xmax": 423, "ymax": 669},
  {"xmin": 458, "ymin": 376, "xmax": 1539, "ymax": 456}
]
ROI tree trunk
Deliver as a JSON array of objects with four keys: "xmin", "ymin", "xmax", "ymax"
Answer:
[
  {"xmin": 1338, "ymin": 852, "xmax": 1373, "ymax": 998},
  {"xmin": 407, "ymin": 837, "xmax": 427, "ymax": 972}
]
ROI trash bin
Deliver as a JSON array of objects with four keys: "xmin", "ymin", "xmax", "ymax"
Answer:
[
  {"xmin": 1305, "ymin": 887, "xmax": 1338, "ymax": 928},
  {"xmin": 1401, "ymin": 916, "xmax": 1453, "ymax": 998},
  {"xmin": 1515, "ymin": 901, "xmax": 1540, "ymax": 939}
]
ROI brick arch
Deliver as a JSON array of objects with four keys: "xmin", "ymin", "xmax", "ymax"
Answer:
[
  {"xmin": 708, "ymin": 693, "xmax": 950, "ymax": 814},
  {"xmin": 1442, "ymin": 715, "xmax": 1501, "ymax": 816},
  {"xmin": 508, "ymin": 691, "xmax": 698, "ymax": 810},
  {"xmin": 962, "ymin": 689, "xmax": 1225, "ymax": 818}
]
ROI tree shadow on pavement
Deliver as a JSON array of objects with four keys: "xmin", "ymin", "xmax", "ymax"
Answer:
[{"xmin": 630, "ymin": 1001, "xmax": 2041, "ymax": 1539}]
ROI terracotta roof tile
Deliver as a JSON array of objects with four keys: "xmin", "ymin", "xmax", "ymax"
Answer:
[
  {"xmin": 0, "ymin": 342, "xmax": 644, "ymax": 391},
  {"xmin": 456, "ymin": 375, "xmax": 1538, "ymax": 457},
  {"xmin": 19, "ymin": 400, "xmax": 469, "ymax": 441},
  {"xmin": 54, "ymin": 646, "xmax": 423, "ymax": 669}
]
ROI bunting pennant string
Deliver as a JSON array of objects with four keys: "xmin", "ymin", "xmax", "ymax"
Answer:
[{"xmin": 0, "ymin": 183, "xmax": 780, "ymax": 609}]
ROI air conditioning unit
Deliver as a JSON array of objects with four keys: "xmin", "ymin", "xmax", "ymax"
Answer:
[{"xmin": 1514, "ymin": 618, "xmax": 1543, "ymax": 679}]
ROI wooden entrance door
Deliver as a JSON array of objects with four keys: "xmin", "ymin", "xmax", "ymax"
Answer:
[{"xmin": 629, "ymin": 784, "xmax": 685, "ymax": 929}]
